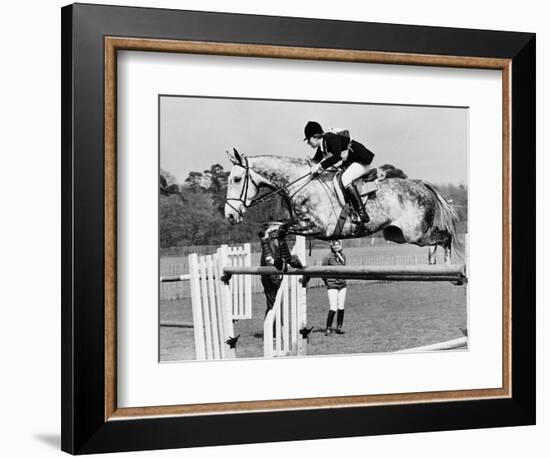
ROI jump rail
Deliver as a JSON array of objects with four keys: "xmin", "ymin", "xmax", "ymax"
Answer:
[
  {"xmin": 160, "ymin": 274, "xmax": 191, "ymax": 282},
  {"xmin": 223, "ymin": 264, "xmax": 467, "ymax": 283},
  {"xmin": 396, "ymin": 336, "xmax": 468, "ymax": 353}
]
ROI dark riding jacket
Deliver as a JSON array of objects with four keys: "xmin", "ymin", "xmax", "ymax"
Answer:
[
  {"xmin": 321, "ymin": 251, "xmax": 347, "ymax": 290},
  {"xmin": 312, "ymin": 132, "xmax": 375, "ymax": 170}
]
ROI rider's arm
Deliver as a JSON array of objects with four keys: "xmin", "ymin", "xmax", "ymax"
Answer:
[
  {"xmin": 310, "ymin": 147, "xmax": 324, "ymax": 164},
  {"xmin": 319, "ymin": 133, "xmax": 345, "ymax": 169}
]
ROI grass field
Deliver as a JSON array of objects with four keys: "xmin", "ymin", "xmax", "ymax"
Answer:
[{"xmin": 160, "ymin": 280, "xmax": 467, "ymax": 361}]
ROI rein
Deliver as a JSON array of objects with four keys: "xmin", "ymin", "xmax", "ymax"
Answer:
[
  {"xmin": 249, "ymin": 173, "xmax": 312, "ymax": 208},
  {"xmin": 226, "ymin": 158, "xmax": 313, "ymax": 217}
]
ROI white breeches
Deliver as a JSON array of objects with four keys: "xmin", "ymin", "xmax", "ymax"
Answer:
[
  {"xmin": 327, "ymin": 288, "xmax": 347, "ymax": 311},
  {"xmin": 341, "ymin": 162, "xmax": 371, "ymax": 187}
]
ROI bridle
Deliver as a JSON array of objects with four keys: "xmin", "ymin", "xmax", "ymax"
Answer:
[
  {"xmin": 225, "ymin": 157, "xmax": 312, "ymax": 218},
  {"xmin": 225, "ymin": 158, "xmax": 261, "ymax": 219}
]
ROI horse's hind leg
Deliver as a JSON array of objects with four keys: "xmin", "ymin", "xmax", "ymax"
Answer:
[
  {"xmin": 424, "ymin": 228, "xmax": 453, "ymax": 265},
  {"xmin": 443, "ymin": 235, "xmax": 452, "ymax": 265},
  {"xmin": 428, "ymin": 245, "xmax": 437, "ymax": 265},
  {"xmin": 444, "ymin": 247, "xmax": 451, "ymax": 265}
]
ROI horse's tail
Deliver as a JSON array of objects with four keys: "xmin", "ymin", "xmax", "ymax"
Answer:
[{"xmin": 423, "ymin": 182, "xmax": 463, "ymax": 258}]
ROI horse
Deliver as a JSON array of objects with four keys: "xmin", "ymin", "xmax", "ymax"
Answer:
[{"xmin": 224, "ymin": 149, "xmax": 461, "ymax": 266}]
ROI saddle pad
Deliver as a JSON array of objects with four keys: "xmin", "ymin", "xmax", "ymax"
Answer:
[
  {"xmin": 361, "ymin": 181, "xmax": 378, "ymax": 196},
  {"xmin": 332, "ymin": 172, "xmax": 378, "ymax": 207}
]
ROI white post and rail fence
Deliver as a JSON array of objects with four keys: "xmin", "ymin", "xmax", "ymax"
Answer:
[{"xmin": 160, "ymin": 237, "xmax": 468, "ymax": 360}]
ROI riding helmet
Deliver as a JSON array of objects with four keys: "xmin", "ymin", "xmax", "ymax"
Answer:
[{"xmin": 304, "ymin": 121, "xmax": 324, "ymax": 140}]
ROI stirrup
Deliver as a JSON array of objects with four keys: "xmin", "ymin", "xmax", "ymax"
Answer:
[
  {"xmin": 351, "ymin": 210, "xmax": 369, "ymax": 224},
  {"xmin": 351, "ymin": 217, "xmax": 367, "ymax": 235},
  {"xmin": 354, "ymin": 208, "xmax": 369, "ymax": 223}
]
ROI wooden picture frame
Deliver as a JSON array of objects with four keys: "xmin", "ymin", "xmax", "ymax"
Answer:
[{"xmin": 61, "ymin": 3, "xmax": 535, "ymax": 454}]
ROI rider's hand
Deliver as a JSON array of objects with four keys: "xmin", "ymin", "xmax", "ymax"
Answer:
[{"xmin": 311, "ymin": 163, "xmax": 322, "ymax": 176}]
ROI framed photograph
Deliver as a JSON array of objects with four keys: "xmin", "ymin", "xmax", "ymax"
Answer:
[{"xmin": 61, "ymin": 3, "xmax": 536, "ymax": 454}]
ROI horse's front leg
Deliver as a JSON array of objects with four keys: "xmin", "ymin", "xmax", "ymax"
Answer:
[
  {"xmin": 258, "ymin": 230, "xmax": 276, "ymax": 267},
  {"xmin": 259, "ymin": 222, "xmax": 287, "ymax": 270},
  {"xmin": 276, "ymin": 223, "xmax": 304, "ymax": 269},
  {"xmin": 260, "ymin": 222, "xmax": 303, "ymax": 270}
]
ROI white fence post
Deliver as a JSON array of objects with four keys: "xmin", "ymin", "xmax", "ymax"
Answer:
[
  {"xmin": 262, "ymin": 236, "xmax": 308, "ymax": 358},
  {"xmin": 188, "ymin": 250, "xmax": 236, "ymax": 360},
  {"xmin": 216, "ymin": 249, "xmax": 237, "ymax": 359},
  {"xmin": 188, "ymin": 253, "xmax": 206, "ymax": 360},
  {"xmin": 185, "ymin": 239, "xmax": 308, "ymax": 360},
  {"xmin": 294, "ymin": 237, "xmax": 308, "ymax": 356},
  {"xmin": 221, "ymin": 243, "xmax": 252, "ymax": 320},
  {"xmin": 243, "ymin": 243, "xmax": 252, "ymax": 319}
]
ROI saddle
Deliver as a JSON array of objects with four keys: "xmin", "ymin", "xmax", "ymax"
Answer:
[{"xmin": 332, "ymin": 167, "xmax": 380, "ymax": 207}]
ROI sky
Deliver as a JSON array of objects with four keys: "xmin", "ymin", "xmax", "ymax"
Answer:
[{"xmin": 160, "ymin": 96, "xmax": 468, "ymax": 185}]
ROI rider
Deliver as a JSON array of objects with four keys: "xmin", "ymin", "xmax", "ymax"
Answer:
[{"xmin": 304, "ymin": 121, "xmax": 374, "ymax": 225}]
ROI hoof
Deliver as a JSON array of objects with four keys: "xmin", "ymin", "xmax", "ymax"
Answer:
[{"xmin": 226, "ymin": 335, "xmax": 240, "ymax": 349}]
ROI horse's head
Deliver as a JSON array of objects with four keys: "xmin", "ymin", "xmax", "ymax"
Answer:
[{"xmin": 225, "ymin": 148, "xmax": 263, "ymax": 224}]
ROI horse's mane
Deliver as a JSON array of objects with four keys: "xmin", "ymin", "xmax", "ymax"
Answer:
[
  {"xmin": 379, "ymin": 164, "xmax": 407, "ymax": 179},
  {"xmin": 248, "ymin": 155, "xmax": 408, "ymax": 179},
  {"xmin": 248, "ymin": 155, "xmax": 309, "ymax": 167}
]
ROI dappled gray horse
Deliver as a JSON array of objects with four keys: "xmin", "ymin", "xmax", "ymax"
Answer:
[{"xmin": 224, "ymin": 149, "xmax": 461, "ymax": 267}]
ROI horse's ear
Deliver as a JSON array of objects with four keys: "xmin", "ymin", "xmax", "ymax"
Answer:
[{"xmin": 227, "ymin": 148, "xmax": 244, "ymax": 165}]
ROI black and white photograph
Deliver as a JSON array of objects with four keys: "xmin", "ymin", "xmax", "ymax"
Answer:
[{"xmin": 159, "ymin": 96, "xmax": 469, "ymax": 361}]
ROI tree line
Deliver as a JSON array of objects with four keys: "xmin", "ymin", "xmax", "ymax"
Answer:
[{"xmin": 160, "ymin": 165, "xmax": 468, "ymax": 248}]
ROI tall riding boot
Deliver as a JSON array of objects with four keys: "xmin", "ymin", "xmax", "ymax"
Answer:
[
  {"xmin": 325, "ymin": 310, "xmax": 336, "ymax": 336},
  {"xmin": 345, "ymin": 183, "xmax": 369, "ymax": 224},
  {"xmin": 335, "ymin": 309, "xmax": 345, "ymax": 334}
]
